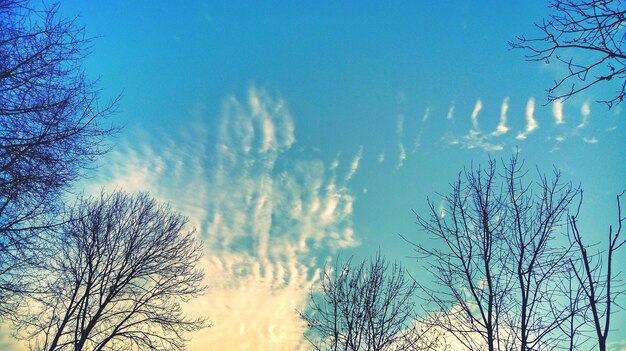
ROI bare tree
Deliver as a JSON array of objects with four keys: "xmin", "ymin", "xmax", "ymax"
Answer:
[
  {"xmin": 0, "ymin": 0, "xmax": 117, "ymax": 314},
  {"xmin": 511, "ymin": 0, "xmax": 626, "ymax": 107},
  {"xmin": 568, "ymin": 191, "xmax": 625, "ymax": 351},
  {"xmin": 16, "ymin": 192, "xmax": 206, "ymax": 351},
  {"xmin": 503, "ymin": 156, "xmax": 580, "ymax": 351},
  {"xmin": 300, "ymin": 253, "xmax": 429, "ymax": 351},
  {"xmin": 408, "ymin": 155, "xmax": 579, "ymax": 351}
]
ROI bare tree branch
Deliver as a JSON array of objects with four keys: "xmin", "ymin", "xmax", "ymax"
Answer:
[
  {"xmin": 0, "ymin": 0, "xmax": 119, "ymax": 315},
  {"xmin": 568, "ymin": 190, "xmax": 625, "ymax": 351},
  {"xmin": 15, "ymin": 191, "xmax": 207, "ymax": 351},
  {"xmin": 511, "ymin": 0, "xmax": 626, "ymax": 107},
  {"xmin": 300, "ymin": 252, "xmax": 431, "ymax": 351},
  {"xmin": 409, "ymin": 154, "xmax": 580, "ymax": 351}
]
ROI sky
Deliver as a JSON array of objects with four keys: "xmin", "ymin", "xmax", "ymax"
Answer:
[{"xmin": 5, "ymin": 1, "xmax": 626, "ymax": 350}]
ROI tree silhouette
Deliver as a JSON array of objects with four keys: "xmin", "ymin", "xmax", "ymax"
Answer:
[
  {"xmin": 567, "ymin": 191, "xmax": 625, "ymax": 351},
  {"xmin": 301, "ymin": 253, "xmax": 433, "ymax": 351},
  {"xmin": 0, "ymin": 0, "xmax": 117, "ymax": 315},
  {"xmin": 16, "ymin": 192, "xmax": 206, "ymax": 351},
  {"xmin": 408, "ymin": 155, "xmax": 580, "ymax": 351},
  {"xmin": 511, "ymin": 0, "xmax": 626, "ymax": 107}
]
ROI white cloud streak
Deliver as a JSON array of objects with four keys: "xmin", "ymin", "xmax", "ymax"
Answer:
[
  {"xmin": 413, "ymin": 107, "xmax": 431, "ymax": 153},
  {"xmin": 583, "ymin": 136, "xmax": 598, "ymax": 144},
  {"xmin": 578, "ymin": 101, "xmax": 591, "ymax": 128},
  {"xmin": 447, "ymin": 104, "xmax": 455, "ymax": 119},
  {"xmin": 397, "ymin": 143, "xmax": 406, "ymax": 169},
  {"xmin": 345, "ymin": 146, "xmax": 363, "ymax": 181},
  {"xmin": 553, "ymin": 99, "xmax": 564, "ymax": 125},
  {"xmin": 470, "ymin": 99, "xmax": 483, "ymax": 135},
  {"xmin": 438, "ymin": 199, "xmax": 446, "ymax": 219},
  {"xmin": 396, "ymin": 114, "xmax": 404, "ymax": 136},
  {"xmin": 516, "ymin": 98, "xmax": 538, "ymax": 140},
  {"xmin": 456, "ymin": 98, "xmax": 503, "ymax": 152},
  {"xmin": 422, "ymin": 107, "xmax": 431, "ymax": 122},
  {"xmin": 491, "ymin": 97, "xmax": 509, "ymax": 136},
  {"xmin": 525, "ymin": 98, "xmax": 538, "ymax": 132}
]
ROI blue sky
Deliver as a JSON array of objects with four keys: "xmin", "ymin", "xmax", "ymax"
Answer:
[{"xmin": 8, "ymin": 1, "xmax": 623, "ymax": 350}]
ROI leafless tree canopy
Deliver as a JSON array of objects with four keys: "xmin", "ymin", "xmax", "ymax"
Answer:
[
  {"xmin": 567, "ymin": 191, "xmax": 626, "ymax": 351},
  {"xmin": 301, "ymin": 253, "xmax": 430, "ymax": 351},
  {"xmin": 17, "ymin": 192, "xmax": 206, "ymax": 351},
  {"xmin": 511, "ymin": 0, "xmax": 626, "ymax": 107},
  {"xmin": 0, "ymin": 0, "xmax": 117, "ymax": 314},
  {"xmin": 409, "ymin": 155, "xmax": 580, "ymax": 351}
]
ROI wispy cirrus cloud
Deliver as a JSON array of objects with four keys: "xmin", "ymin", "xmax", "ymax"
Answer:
[
  {"xmin": 422, "ymin": 107, "xmax": 431, "ymax": 122},
  {"xmin": 82, "ymin": 87, "xmax": 359, "ymax": 350},
  {"xmin": 447, "ymin": 104, "xmax": 455, "ymax": 119},
  {"xmin": 553, "ymin": 99, "xmax": 564, "ymax": 125},
  {"xmin": 460, "ymin": 137, "xmax": 504, "ymax": 152},
  {"xmin": 491, "ymin": 97, "xmax": 510, "ymax": 136},
  {"xmin": 377, "ymin": 151, "xmax": 385, "ymax": 163},
  {"xmin": 578, "ymin": 101, "xmax": 591, "ymax": 129},
  {"xmin": 436, "ymin": 97, "xmax": 607, "ymax": 153},
  {"xmin": 345, "ymin": 146, "xmax": 363, "ymax": 181},
  {"xmin": 396, "ymin": 112, "xmax": 407, "ymax": 169},
  {"xmin": 397, "ymin": 143, "xmax": 406, "ymax": 169},
  {"xmin": 516, "ymin": 98, "xmax": 538, "ymax": 140},
  {"xmin": 413, "ymin": 107, "xmax": 431, "ymax": 153},
  {"xmin": 397, "ymin": 114, "xmax": 405, "ymax": 135},
  {"xmin": 456, "ymin": 99, "xmax": 503, "ymax": 152},
  {"xmin": 330, "ymin": 157, "xmax": 340, "ymax": 170},
  {"xmin": 470, "ymin": 99, "xmax": 483, "ymax": 136},
  {"xmin": 583, "ymin": 136, "xmax": 598, "ymax": 144}
]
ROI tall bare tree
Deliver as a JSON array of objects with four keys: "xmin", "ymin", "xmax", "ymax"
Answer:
[
  {"xmin": 301, "ymin": 253, "xmax": 430, "ymax": 351},
  {"xmin": 503, "ymin": 156, "xmax": 580, "ymax": 351},
  {"xmin": 568, "ymin": 191, "xmax": 625, "ymax": 351},
  {"xmin": 16, "ymin": 192, "xmax": 206, "ymax": 351},
  {"xmin": 0, "ymin": 0, "xmax": 117, "ymax": 314},
  {"xmin": 511, "ymin": 0, "xmax": 626, "ymax": 107},
  {"xmin": 409, "ymin": 155, "xmax": 580, "ymax": 351}
]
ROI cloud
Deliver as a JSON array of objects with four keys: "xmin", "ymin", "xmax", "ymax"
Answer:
[
  {"xmin": 516, "ymin": 98, "xmax": 538, "ymax": 140},
  {"xmin": 422, "ymin": 107, "xmax": 431, "ymax": 122},
  {"xmin": 447, "ymin": 104, "xmax": 455, "ymax": 119},
  {"xmin": 445, "ymin": 135, "xmax": 459, "ymax": 145},
  {"xmin": 397, "ymin": 114, "xmax": 404, "ymax": 136},
  {"xmin": 377, "ymin": 151, "xmax": 385, "ymax": 163},
  {"xmin": 583, "ymin": 136, "xmax": 598, "ymax": 144},
  {"xmin": 438, "ymin": 199, "xmax": 446, "ymax": 218},
  {"xmin": 456, "ymin": 98, "xmax": 503, "ymax": 152},
  {"xmin": 461, "ymin": 137, "xmax": 504, "ymax": 152},
  {"xmin": 0, "ymin": 322, "xmax": 27, "ymax": 351},
  {"xmin": 552, "ymin": 99, "xmax": 564, "ymax": 124},
  {"xmin": 413, "ymin": 108, "xmax": 431, "ymax": 153},
  {"xmin": 397, "ymin": 143, "xmax": 406, "ymax": 169},
  {"xmin": 80, "ymin": 87, "xmax": 359, "ymax": 350},
  {"xmin": 525, "ymin": 98, "xmax": 538, "ymax": 132},
  {"xmin": 345, "ymin": 146, "xmax": 363, "ymax": 181},
  {"xmin": 491, "ymin": 97, "xmax": 510, "ymax": 136},
  {"xmin": 578, "ymin": 101, "xmax": 591, "ymax": 128},
  {"xmin": 330, "ymin": 158, "xmax": 339, "ymax": 170},
  {"xmin": 413, "ymin": 139, "xmax": 421, "ymax": 153},
  {"xmin": 470, "ymin": 99, "xmax": 483, "ymax": 135},
  {"xmin": 187, "ymin": 253, "xmax": 317, "ymax": 351}
]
